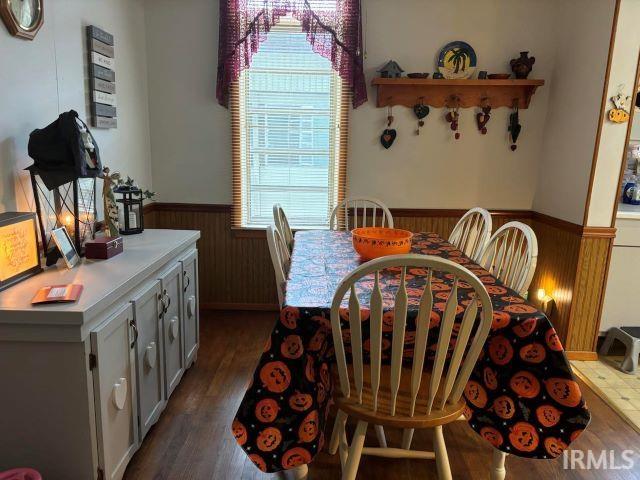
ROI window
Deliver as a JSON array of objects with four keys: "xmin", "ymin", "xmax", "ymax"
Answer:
[{"xmin": 231, "ymin": 17, "xmax": 348, "ymax": 229}]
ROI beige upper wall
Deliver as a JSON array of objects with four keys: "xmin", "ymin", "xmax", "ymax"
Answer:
[
  {"xmin": 0, "ymin": 0, "xmax": 152, "ymax": 214},
  {"xmin": 1, "ymin": 0, "xmax": 615, "ymax": 224},
  {"xmin": 146, "ymin": 0, "xmax": 564, "ymax": 210},
  {"xmin": 145, "ymin": 0, "xmax": 231, "ymax": 203},
  {"xmin": 531, "ymin": 0, "xmax": 615, "ymax": 225},
  {"xmin": 346, "ymin": 0, "xmax": 557, "ymax": 210},
  {"xmin": 586, "ymin": 0, "xmax": 640, "ymax": 227}
]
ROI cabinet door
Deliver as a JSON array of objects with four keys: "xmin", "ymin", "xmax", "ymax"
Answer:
[
  {"xmin": 131, "ymin": 280, "xmax": 166, "ymax": 440},
  {"xmin": 159, "ymin": 263, "xmax": 184, "ymax": 398},
  {"xmin": 181, "ymin": 249, "xmax": 199, "ymax": 367},
  {"xmin": 91, "ymin": 303, "xmax": 139, "ymax": 480}
]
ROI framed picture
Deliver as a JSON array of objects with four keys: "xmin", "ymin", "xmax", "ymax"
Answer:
[{"xmin": 51, "ymin": 227, "xmax": 80, "ymax": 269}]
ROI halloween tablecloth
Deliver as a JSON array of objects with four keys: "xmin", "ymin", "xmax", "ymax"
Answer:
[{"xmin": 232, "ymin": 230, "xmax": 590, "ymax": 473}]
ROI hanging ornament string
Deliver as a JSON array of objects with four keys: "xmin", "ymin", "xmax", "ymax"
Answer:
[
  {"xmin": 380, "ymin": 104, "xmax": 397, "ymax": 149},
  {"xmin": 413, "ymin": 97, "xmax": 430, "ymax": 135},
  {"xmin": 445, "ymin": 96, "xmax": 461, "ymax": 140},
  {"xmin": 509, "ymin": 100, "xmax": 522, "ymax": 151},
  {"xmin": 476, "ymin": 97, "xmax": 492, "ymax": 135}
]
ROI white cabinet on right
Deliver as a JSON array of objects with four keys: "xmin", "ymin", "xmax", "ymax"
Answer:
[
  {"xmin": 601, "ymin": 216, "xmax": 640, "ymax": 333},
  {"xmin": 181, "ymin": 249, "xmax": 199, "ymax": 367}
]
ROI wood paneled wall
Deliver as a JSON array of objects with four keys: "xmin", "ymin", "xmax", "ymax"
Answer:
[
  {"xmin": 566, "ymin": 234, "xmax": 615, "ymax": 353},
  {"xmin": 145, "ymin": 203, "xmax": 612, "ymax": 354},
  {"xmin": 527, "ymin": 215, "xmax": 582, "ymax": 346},
  {"xmin": 146, "ymin": 204, "xmax": 278, "ymax": 310}
]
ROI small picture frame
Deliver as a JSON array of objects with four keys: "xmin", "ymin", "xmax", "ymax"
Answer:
[{"xmin": 51, "ymin": 227, "xmax": 80, "ymax": 269}]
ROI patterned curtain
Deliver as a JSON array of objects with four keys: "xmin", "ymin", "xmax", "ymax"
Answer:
[{"xmin": 216, "ymin": 0, "xmax": 367, "ymax": 108}]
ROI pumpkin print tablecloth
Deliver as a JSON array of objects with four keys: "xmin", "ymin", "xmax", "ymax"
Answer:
[{"xmin": 232, "ymin": 230, "xmax": 590, "ymax": 473}]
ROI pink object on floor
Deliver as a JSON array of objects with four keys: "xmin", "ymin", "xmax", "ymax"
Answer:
[{"xmin": 0, "ymin": 469, "xmax": 42, "ymax": 480}]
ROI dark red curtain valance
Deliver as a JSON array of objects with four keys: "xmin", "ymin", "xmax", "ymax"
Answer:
[{"xmin": 216, "ymin": 0, "xmax": 367, "ymax": 109}]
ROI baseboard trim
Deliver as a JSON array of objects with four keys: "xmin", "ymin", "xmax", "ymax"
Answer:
[
  {"xmin": 566, "ymin": 351, "xmax": 599, "ymax": 361},
  {"xmin": 200, "ymin": 302, "xmax": 279, "ymax": 312}
]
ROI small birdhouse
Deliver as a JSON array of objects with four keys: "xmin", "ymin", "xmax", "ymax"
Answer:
[{"xmin": 378, "ymin": 60, "xmax": 404, "ymax": 78}]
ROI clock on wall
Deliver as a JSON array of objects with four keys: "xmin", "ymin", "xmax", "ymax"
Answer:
[{"xmin": 0, "ymin": 0, "xmax": 43, "ymax": 40}]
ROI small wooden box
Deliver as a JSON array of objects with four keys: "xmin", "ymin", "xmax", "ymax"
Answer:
[{"xmin": 85, "ymin": 236, "xmax": 123, "ymax": 259}]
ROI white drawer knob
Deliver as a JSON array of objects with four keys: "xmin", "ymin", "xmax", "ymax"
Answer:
[
  {"xmin": 187, "ymin": 295, "xmax": 196, "ymax": 318},
  {"xmin": 169, "ymin": 316, "xmax": 179, "ymax": 341},
  {"xmin": 112, "ymin": 377, "xmax": 127, "ymax": 411},
  {"xmin": 145, "ymin": 342, "xmax": 157, "ymax": 369}
]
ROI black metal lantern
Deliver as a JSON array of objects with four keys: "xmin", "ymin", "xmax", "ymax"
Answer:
[
  {"xmin": 28, "ymin": 168, "xmax": 97, "ymax": 265},
  {"xmin": 26, "ymin": 110, "xmax": 102, "ymax": 265},
  {"xmin": 114, "ymin": 185, "xmax": 144, "ymax": 235}
]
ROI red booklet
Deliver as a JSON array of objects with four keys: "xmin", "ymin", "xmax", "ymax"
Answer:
[{"xmin": 32, "ymin": 284, "xmax": 83, "ymax": 304}]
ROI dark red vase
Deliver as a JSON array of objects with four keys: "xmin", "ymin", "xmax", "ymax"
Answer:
[{"xmin": 510, "ymin": 51, "xmax": 535, "ymax": 79}]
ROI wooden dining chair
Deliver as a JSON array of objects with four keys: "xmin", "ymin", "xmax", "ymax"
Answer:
[
  {"xmin": 266, "ymin": 225, "xmax": 291, "ymax": 307},
  {"xmin": 329, "ymin": 254, "xmax": 493, "ymax": 480},
  {"xmin": 329, "ymin": 197, "xmax": 394, "ymax": 230},
  {"xmin": 273, "ymin": 203, "xmax": 294, "ymax": 253},
  {"xmin": 478, "ymin": 221, "xmax": 538, "ymax": 297},
  {"xmin": 448, "ymin": 207, "xmax": 492, "ymax": 263}
]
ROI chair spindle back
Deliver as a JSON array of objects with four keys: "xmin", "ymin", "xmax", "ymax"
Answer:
[
  {"xmin": 478, "ymin": 221, "xmax": 538, "ymax": 296},
  {"xmin": 267, "ymin": 225, "xmax": 291, "ymax": 306},
  {"xmin": 330, "ymin": 254, "xmax": 493, "ymax": 418},
  {"xmin": 330, "ymin": 197, "xmax": 394, "ymax": 231},
  {"xmin": 448, "ymin": 207, "xmax": 492, "ymax": 263},
  {"xmin": 273, "ymin": 204, "xmax": 294, "ymax": 253}
]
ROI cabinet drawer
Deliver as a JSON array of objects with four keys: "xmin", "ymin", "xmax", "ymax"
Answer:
[
  {"xmin": 159, "ymin": 262, "xmax": 184, "ymax": 398},
  {"xmin": 91, "ymin": 303, "xmax": 138, "ymax": 480},
  {"xmin": 180, "ymin": 249, "xmax": 199, "ymax": 367},
  {"xmin": 131, "ymin": 280, "xmax": 166, "ymax": 440}
]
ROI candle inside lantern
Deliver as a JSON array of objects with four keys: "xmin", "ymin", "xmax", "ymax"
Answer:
[
  {"xmin": 128, "ymin": 211, "xmax": 137, "ymax": 229},
  {"xmin": 63, "ymin": 213, "xmax": 75, "ymax": 238}
]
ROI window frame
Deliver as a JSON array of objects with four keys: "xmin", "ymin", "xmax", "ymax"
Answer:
[{"xmin": 230, "ymin": 19, "xmax": 349, "ymax": 231}]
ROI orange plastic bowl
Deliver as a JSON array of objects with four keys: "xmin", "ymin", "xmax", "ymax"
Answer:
[{"xmin": 351, "ymin": 227, "xmax": 413, "ymax": 260}]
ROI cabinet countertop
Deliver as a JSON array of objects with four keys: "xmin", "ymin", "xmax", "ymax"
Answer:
[{"xmin": 0, "ymin": 229, "xmax": 200, "ymax": 326}]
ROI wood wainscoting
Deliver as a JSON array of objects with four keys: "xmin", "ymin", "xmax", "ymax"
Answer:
[
  {"xmin": 145, "ymin": 203, "xmax": 279, "ymax": 310},
  {"xmin": 144, "ymin": 203, "xmax": 613, "ymax": 355},
  {"xmin": 566, "ymin": 230, "xmax": 616, "ymax": 354}
]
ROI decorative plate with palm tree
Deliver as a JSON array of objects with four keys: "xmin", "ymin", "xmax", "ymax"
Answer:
[{"xmin": 438, "ymin": 41, "xmax": 477, "ymax": 79}]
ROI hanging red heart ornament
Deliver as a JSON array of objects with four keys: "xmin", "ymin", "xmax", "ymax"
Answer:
[
  {"xmin": 476, "ymin": 105, "xmax": 492, "ymax": 135},
  {"xmin": 476, "ymin": 112, "xmax": 490, "ymax": 134}
]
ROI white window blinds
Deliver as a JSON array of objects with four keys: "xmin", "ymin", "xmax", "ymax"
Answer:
[{"xmin": 232, "ymin": 18, "xmax": 347, "ymax": 229}]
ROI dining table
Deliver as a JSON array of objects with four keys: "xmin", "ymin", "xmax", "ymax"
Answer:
[{"xmin": 232, "ymin": 230, "xmax": 591, "ymax": 475}]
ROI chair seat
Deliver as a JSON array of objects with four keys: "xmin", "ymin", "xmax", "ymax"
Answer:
[{"xmin": 333, "ymin": 365, "xmax": 465, "ymax": 429}]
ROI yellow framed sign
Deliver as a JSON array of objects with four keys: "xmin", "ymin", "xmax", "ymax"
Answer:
[{"xmin": 0, "ymin": 212, "xmax": 42, "ymax": 291}]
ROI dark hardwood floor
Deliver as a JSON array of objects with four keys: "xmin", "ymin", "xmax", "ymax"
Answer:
[{"xmin": 124, "ymin": 311, "xmax": 640, "ymax": 479}]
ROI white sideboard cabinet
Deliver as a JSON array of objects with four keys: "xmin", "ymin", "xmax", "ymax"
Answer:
[{"xmin": 0, "ymin": 229, "xmax": 200, "ymax": 480}]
